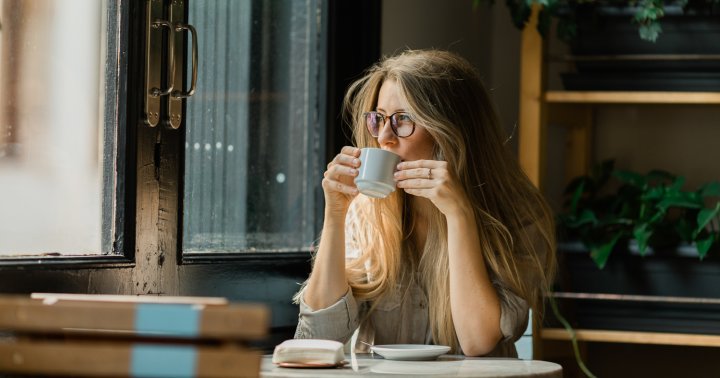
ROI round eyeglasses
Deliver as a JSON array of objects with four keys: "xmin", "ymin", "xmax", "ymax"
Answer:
[{"xmin": 363, "ymin": 111, "xmax": 416, "ymax": 138}]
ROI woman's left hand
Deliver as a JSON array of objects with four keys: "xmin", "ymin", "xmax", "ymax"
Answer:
[{"xmin": 394, "ymin": 160, "xmax": 471, "ymax": 217}]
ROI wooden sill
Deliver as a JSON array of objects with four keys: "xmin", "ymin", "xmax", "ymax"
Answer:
[{"xmin": 541, "ymin": 328, "xmax": 720, "ymax": 347}]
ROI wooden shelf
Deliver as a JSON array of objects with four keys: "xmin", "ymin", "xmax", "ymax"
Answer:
[
  {"xmin": 541, "ymin": 328, "xmax": 720, "ymax": 347},
  {"xmin": 518, "ymin": 5, "xmax": 720, "ymax": 359},
  {"xmin": 544, "ymin": 91, "xmax": 720, "ymax": 105}
]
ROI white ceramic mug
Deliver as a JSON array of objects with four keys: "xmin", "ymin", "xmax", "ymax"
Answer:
[{"xmin": 354, "ymin": 148, "xmax": 401, "ymax": 199}]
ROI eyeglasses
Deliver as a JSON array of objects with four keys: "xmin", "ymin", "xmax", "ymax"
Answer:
[{"xmin": 363, "ymin": 111, "xmax": 416, "ymax": 138}]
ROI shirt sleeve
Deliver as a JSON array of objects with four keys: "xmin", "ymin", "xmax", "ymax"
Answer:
[
  {"xmin": 294, "ymin": 287, "xmax": 361, "ymax": 344},
  {"xmin": 294, "ymin": 202, "xmax": 365, "ymax": 343},
  {"xmin": 494, "ymin": 278, "xmax": 530, "ymax": 343},
  {"xmin": 495, "ymin": 220, "xmax": 549, "ymax": 343}
]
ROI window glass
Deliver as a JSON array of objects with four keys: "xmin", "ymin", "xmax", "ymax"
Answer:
[
  {"xmin": 0, "ymin": 0, "xmax": 113, "ymax": 256},
  {"xmin": 183, "ymin": 0, "xmax": 325, "ymax": 253}
]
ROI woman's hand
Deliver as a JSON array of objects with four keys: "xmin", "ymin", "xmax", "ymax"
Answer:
[
  {"xmin": 394, "ymin": 160, "xmax": 471, "ymax": 217},
  {"xmin": 322, "ymin": 146, "xmax": 361, "ymax": 216}
]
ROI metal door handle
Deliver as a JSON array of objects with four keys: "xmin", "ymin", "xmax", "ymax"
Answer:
[
  {"xmin": 144, "ymin": 0, "xmax": 163, "ymax": 127},
  {"xmin": 144, "ymin": 0, "xmax": 197, "ymax": 129},
  {"xmin": 172, "ymin": 23, "xmax": 198, "ymax": 99},
  {"xmin": 150, "ymin": 20, "xmax": 175, "ymax": 97}
]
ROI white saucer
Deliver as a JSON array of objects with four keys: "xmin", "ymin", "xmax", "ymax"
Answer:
[{"xmin": 370, "ymin": 344, "xmax": 451, "ymax": 361}]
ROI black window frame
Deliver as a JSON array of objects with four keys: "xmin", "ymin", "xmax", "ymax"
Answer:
[{"xmin": 0, "ymin": 0, "xmax": 381, "ymax": 350}]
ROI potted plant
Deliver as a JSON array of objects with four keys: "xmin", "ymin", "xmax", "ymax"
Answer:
[
  {"xmin": 551, "ymin": 160, "xmax": 720, "ymax": 338},
  {"xmin": 548, "ymin": 162, "xmax": 720, "ymax": 375},
  {"xmin": 476, "ymin": 0, "xmax": 720, "ymax": 42},
  {"xmin": 559, "ymin": 160, "xmax": 720, "ymax": 268},
  {"xmin": 475, "ymin": 0, "xmax": 720, "ymax": 90}
]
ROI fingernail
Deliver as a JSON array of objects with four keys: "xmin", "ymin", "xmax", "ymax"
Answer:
[
  {"xmin": 350, "ymin": 169, "xmax": 357, "ymax": 175},
  {"xmin": 396, "ymin": 163, "xmax": 403, "ymax": 169},
  {"xmin": 353, "ymin": 159, "xmax": 360, "ymax": 166},
  {"xmin": 393, "ymin": 172, "xmax": 399, "ymax": 178}
]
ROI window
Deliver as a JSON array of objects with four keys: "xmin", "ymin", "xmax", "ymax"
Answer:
[
  {"xmin": 182, "ymin": 0, "xmax": 325, "ymax": 254},
  {"xmin": 0, "ymin": 0, "xmax": 378, "ymax": 349},
  {"xmin": 0, "ymin": 0, "xmax": 120, "ymax": 256}
]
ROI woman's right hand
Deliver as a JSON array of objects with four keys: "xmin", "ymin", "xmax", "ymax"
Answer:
[{"xmin": 322, "ymin": 146, "xmax": 361, "ymax": 216}]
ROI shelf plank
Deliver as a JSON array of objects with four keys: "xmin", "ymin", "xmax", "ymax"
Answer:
[
  {"xmin": 541, "ymin": 328, "xmax": 720, "ymax": 347},
  {"xmin": 551, "ymin": 291, "xmax": 720, "ymax": 305},
  {"xmin": 545, "ymin": 91, "xmax": 720, "ymax": 104}
]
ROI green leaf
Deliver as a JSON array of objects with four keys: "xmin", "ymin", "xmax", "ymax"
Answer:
[
  {"xmin": 507, "ymin": 0, "xmax": 532, "ymax": 29},
  {"xmin": 656, "ymin": 192, "xmax": 703, "ymax": 210},
  {"xmin": 647, "ymin": 209, "xmax": 666, "ymax": 225},
  {"xmin": 590, "ymin": 234, "xmax": 622, "ymax": 269},
  {"xmin": 563, "ymin": 176, "xmax": 588, "ymax": 195},
  {"xmin": 696, "ymin": 236, "xmax": 714, "ymax": 260},
  {"xmin": 639, "ymin": 22, "xmax": 662, "ymax": 42},
  {"xmin": 563, "ymin": 209, "xmax": 598, "ymax": 229},
  {"xmin": 633, "ymin": 224, "xmax": 653, "ymax": 256},
  {"xmin": 694, "ymin": 203, "xmax": 720, "ymax": 237},
  {"xmin": 579, "ymin": 209, "xmax": 598, "ymax": 225},
  {"xmin": 569, "ymin": 180, "xmax": 586, "ymax": 214},
  {"xmin": 643, "ymin": 186, "xmax": 665, "ymax": 201},
  {"xmin": 670, "ymin": 175, "xmax": 686, "ymax": 192},
  {"xmin": 700, "ymin": 181, "xmax": 720, "ymax": 197}
]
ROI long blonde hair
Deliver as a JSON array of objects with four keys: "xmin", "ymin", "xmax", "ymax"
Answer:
[{"xmin": 343, "ymin": 49, "xmax": 556, "ymax": 352}]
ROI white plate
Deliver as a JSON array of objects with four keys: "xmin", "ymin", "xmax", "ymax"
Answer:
[{"xmin": 370, "ymin": 344, "xmax": 450, "ymax": 361}]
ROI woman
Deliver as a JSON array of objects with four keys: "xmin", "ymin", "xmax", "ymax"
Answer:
[{"xmin": 294, "ymin": 49, "xmax": 555, "ymax": 357}]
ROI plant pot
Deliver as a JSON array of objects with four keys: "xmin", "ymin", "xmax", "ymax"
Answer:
[
  {"xmin": 560, "ymin": 4, "xmax": 720, "ymax": 91},
  {"xmin": 550, "ymin": 246, "xmax": 720, "ymax": 334}
]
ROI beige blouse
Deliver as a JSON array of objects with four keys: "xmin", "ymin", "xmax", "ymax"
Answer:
[
  {"xmin": 295, "ymin": 279, "xmax": 529, "ymax": 357},
  {"xmin": 294, "ymin": 204, "xmax": 537, "ymax": 358}
]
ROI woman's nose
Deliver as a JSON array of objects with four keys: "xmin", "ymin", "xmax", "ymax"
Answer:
[{"xmin": 377, "ymin": 119, "xmax": 397, "ymax": 146}]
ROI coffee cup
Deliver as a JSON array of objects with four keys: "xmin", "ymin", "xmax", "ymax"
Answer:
[{"xmin": 354, "ymin": 148, "xmax": 401, "ymax": 199}]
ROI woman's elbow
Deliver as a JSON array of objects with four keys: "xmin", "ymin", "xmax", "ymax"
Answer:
[{"xmin": 460, "ymin": 332, "xmax": 503, "ymax": 357}]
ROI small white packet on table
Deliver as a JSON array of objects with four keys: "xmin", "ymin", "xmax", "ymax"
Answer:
[{"xmin": 272, "ymin": 339, "xmax": 346, "ymax": 368}]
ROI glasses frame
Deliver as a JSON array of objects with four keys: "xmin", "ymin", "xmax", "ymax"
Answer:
[{"xmin": 363, "ymin": 111, "xmax": 416, "ymax": 138}]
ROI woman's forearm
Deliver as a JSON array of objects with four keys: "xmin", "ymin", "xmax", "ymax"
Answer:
[
  {"xmin": 446, "ymin": 209, "xmax": 502, "ymax": 356},
  {"xmin": 302, "ymin": 212, "xmax": 350, "ymax": 310}
]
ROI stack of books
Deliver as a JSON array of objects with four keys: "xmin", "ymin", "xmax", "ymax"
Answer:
[{"xmin": 0, "ymin": 293, "xmax": 269, "ymax": 377}]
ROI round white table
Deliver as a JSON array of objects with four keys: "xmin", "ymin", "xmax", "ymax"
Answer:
[{"xmin": 261, "ymin": 354, "xmax": 562, "ymax": 377}]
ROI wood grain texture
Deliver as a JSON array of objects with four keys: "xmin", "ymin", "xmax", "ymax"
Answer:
[
  {"xmin": 542, "ymin": 328, "xmax": 720, "ymax": 347},
  {"xmin": 545, "ymin": 91, "xmax": 720, "ymax": 104}
]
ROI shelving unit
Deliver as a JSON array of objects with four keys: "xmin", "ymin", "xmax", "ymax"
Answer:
[
  {"xmin": 517, "ymin": 5, "xmax": 720, "ymax": 363},
  {"xmin": 541, "ymin": 291, "xmax": 720, "ymax": 348}
]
